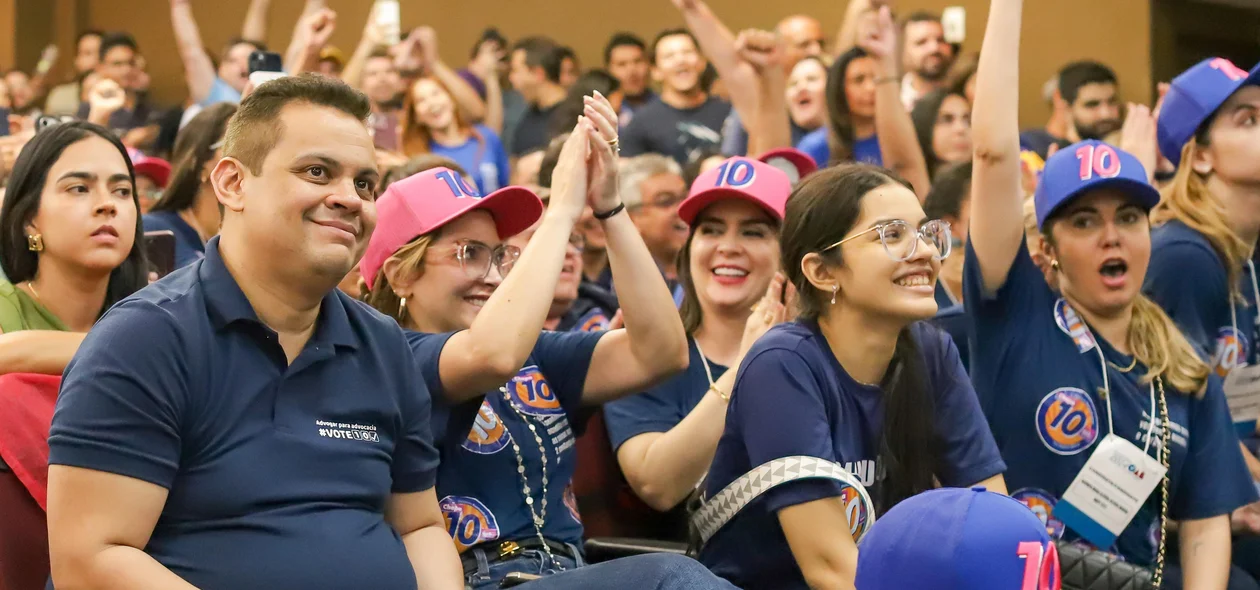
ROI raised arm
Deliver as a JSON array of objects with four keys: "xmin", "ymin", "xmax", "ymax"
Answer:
[
  {"xmin": 435, "ymin": 126, "xmax": 590, "ymax": 402},
  {"xmin": 284, "ymin": 8, "xmax": 337, "ymax": 76},
  {"xmin": 834, "ymin": 0, "xmax": 876, "ymax": 56},
  {"xmin": 736, "ymin": 30, "xmax": 792, "ymax": 155},
  {"xmin": 0, "ymin": 331, "xmax": 86, "ymax": 375},
  {"xmin": 861, "ymin": 7, "xmax": 930, "ymax": 200},
  {"xmin": 412, "ymin": 27, "xmax": 487, "ymax": 124},
  {"xmin": 968, "ymin": 0, "xmax": 1026, "ymax": 294},
  {"xmin": 579, "ymin": 93, "xmax": 690, "ymax": 402},
  {"xmin": 240, "ymin": 0, "xmax": 272, "ymax": 43},
  {"xmin": 671, "ymin": 0, "xmax": 758, "ymax": 141},
  {"xmin": 170, "ymin": 0, "xmax": 218, "ymax": 105},
  {"xmin": 468, "ymin": 41, "xmax": 505, "ymax": 134},
  {"xmin": 341, "ymin": 4, "xmax": 387, "ymax": 90},
  {"xmin": 617, "ymin": 276, "xmax": 793, "ymax": 511}
]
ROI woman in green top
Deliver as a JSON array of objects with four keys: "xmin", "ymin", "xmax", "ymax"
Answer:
[{"xmin": 0, "ymin": 120, "xmax": 147, "ymax": 374}]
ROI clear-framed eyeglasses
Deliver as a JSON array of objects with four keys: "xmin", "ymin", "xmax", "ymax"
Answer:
[
  {"xmin": 824, "ymin": 219, "xmax": 952, "ymax": 261},
  {"xmin": 455, "ymin": 240, "xmax": 521, "ymax": 280}
]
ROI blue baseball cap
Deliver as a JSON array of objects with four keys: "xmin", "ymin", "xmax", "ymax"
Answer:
[
  {"xmin": 856, "ymin": 487, "xmax": 1057, "ymax": 590},
  {"xmin": 1034, "ymin": 139, "xmax": 1160, "ymax": 230},
  {"xmin": 1158, "ymin": 57, "xmax": 1260, "ymax": 167}
]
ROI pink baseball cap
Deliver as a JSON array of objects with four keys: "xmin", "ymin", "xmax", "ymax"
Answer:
[
  {"xmin": 757, "ymin": 148, "xmax": 817, "ymax": 185},
  {"xmin": 678, "ymin": 156, "xmax": 791, "ymax": 226},
  {"xmin": 360, "ymin": 167, "xmax": 543, "ymax": 291}
]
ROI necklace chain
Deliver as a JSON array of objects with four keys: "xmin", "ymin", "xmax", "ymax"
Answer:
[
  {"xmin": 1153, "ymin": 376, "xmax": 1171, "ymax": 587},
  {"xmin": 498, "ymin": 386, "xmax": 563, "ymax": 571},
  {"xmin": 23, "ymin": 281, "xmax": 42, "ymax": 304},
  {"xmin": 1107, "ymin": 356, "xmax": 1138, "ymax": 373}
]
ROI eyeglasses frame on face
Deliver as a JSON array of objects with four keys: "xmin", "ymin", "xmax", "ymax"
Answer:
[
  {"xmin": 454, "ymin": 238, "xmax": 521, "ymax": 280},
  {"xmin": 823, "ymin": 219, "xmax": 953, "ymax": 262}
]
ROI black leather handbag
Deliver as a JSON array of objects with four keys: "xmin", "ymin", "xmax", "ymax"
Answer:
[{"xmin": 1056, "ymin": 541, "xmax": 1155, "ymax": 590}]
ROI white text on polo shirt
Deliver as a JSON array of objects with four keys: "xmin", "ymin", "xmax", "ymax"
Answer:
[{"xmin": 316, "ymin": 420, "xmax": 380, "ymax": 442}]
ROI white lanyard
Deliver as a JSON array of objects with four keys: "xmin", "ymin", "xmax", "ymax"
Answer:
[
  {"xmin": 1228, "ymin": 259, "xmax": 1260, "ymax": 364},
  {"xmin": 692, "ymin": 338, "xmax": 717, "ymax": 389},
  {"xmin": 1064, "ymin": 298, "xmax": 1157, "ymax": 453}
]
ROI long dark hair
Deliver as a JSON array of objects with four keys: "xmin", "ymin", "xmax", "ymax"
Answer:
[
  {"xmin": 910, "ymin": 89, "xmax": 968, "ymax": 178},
  {"xmin": 781, "ymin": 163, "xmax": 936, "ymax": 514},
  {"xmin": 0, "ymin": 121, "xmax": 148, "ymax": 318},
  {"xmin": 825, "ymin": 47, "xmax": 871, "ymax": 166},
  {"xmin": 152, "ymin": 102, "xmax": 237, "ymax": 214}
]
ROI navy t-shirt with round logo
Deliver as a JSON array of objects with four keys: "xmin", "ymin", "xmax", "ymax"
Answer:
[
  {"xmin": 963, "ymin": 239, "xmax": 1257, "ymax": 565},
  {"xmin": 698, "ymin": 320, "xmax": 1005, "ymax": 590},
  {"xmin": 406, "ymin": 330, "xmax": 605, "ymax": 553}
]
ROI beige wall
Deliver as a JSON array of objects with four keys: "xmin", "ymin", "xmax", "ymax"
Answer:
[{"xmin": 32, "ymin": 0, "xmax": 1153, "ymax": 127}]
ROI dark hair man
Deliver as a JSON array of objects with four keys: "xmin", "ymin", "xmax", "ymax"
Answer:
[
  {"xmin": 620, "ymin": 28, "xmax": 730, "ymax": 166},
  {"xmin": 45, "ymin": 31, "xmax": 103, "ymax": 116},
  {"xmin": 1020, "ymin": 61, "xmax": 1121, "ymax": 158},
  {"xmin": 604, "ymin": 32, "xmax": 654, "ymax": 122},
  {"xmin": 508, "ymin": 36, "xmax": 568, "ymax": 157},
  {"xmin": 47, "ymin": 75, "xmax": 462, "ymax": 590},
  {"xmin": 900, "ymin": 11, "xmax": 956, "ymax": 110},
  {"xmin": 78, "ymin": 32, "xmax": 157, "ymax": 139}
]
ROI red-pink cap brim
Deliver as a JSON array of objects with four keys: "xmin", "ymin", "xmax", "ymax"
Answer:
[{"xmin": 678, "ymin": 187, "xmax": 785, "ymax": 227}]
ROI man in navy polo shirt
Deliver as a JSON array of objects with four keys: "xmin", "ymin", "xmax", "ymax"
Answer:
[{"xmin": 45, "ymin": 75, "xmax": 463, "ymax": 589}]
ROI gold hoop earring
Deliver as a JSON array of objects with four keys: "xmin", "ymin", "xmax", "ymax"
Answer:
[
  {"xmin": 830, "ymin": 284, "xmax": 838, "ymax": 305},
  {"xmin": 398, "ymin": 296, "xmax": 408, "ymax": 318},
  {"xmin": 26, "ymin": 234, "xmax": 43, "ymax": 252}
]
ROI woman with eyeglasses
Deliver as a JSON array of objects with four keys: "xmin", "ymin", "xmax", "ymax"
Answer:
[
  {"xmin": 698, "ymin": 162, "xmax": 1005, "ymax": 590},
  {"xmin": 967, "ymin": 0, "xmax": 1256, "ymax": 586},
  {"xmin": 603, "ymin": 157, "xmax": 793, "ymax": 540},
  {"xmin": 143, "ymin": 102, "xmax": 236, "ymax": 270},
  {"xmin": 360, "ymin": 97, "xmax": 731, "ymax": 589},
  {"xmin": 0, "ymin": 120, "xmax": 147, "ymax": 374}
]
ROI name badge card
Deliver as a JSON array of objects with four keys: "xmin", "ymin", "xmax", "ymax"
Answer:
[
  {"xmin": 1224, "ymin": 364, "xmax": 1260, "ymax": 427},
  {"xmin": 1053, "ymin": 434, "xmax": 1167, "ymax": 550}
]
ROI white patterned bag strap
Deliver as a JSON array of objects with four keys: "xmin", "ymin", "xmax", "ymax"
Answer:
[{"xmin": 691, "ymin": 455, "xmax": 875, "ymax": 545}]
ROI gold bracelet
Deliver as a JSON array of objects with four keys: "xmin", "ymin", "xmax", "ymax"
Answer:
[{"xmin": 710, "ymin": 385, "xmax": 730, "ymax": 402}]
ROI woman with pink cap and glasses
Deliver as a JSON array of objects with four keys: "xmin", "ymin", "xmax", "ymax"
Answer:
[
  {"xmin": 359, "ymin": 94, "xmax": 736, "ymax": 589},
  {"xmin": 603, "ymin": 155, "xmax": 796, "ymax": 538}
]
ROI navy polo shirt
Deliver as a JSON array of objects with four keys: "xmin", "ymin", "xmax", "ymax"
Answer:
[
  {"xmin": 1146, "ymin": 220, "xmax": 1259, "ymax": 374},
  {"xmin": 48, "ymin": 237, "xmax": 440, "ymax": 590},
  {"xmin": 408, "ymin": 329, "xmax": 605, "ymax": 553},
  {"xmin": 699, "ymin": 320, "xmax": 1004, "ymax": 590},
  {"xmin": 143, "ymin": 210, "xmax": 206, "ymax": 270},
  {"xmin": 604, "ymin": 337, "xmax": 727, "ymax": 452},
  {"xmin": 964, "ymin": 239, "xmax": 1257, "ymax": 565}
]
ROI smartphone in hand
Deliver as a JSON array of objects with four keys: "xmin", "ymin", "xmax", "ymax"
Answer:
[
  {"xmin": 144, "ymin": 230, "xmax": 177, "ymax": 279},
  {"xmin": 247, "ymin": 50, "xmax": 286, "ymax": 87}
]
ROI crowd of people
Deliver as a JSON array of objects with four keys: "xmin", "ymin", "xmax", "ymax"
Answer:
[{"xmin": 1, "ymin": 0, "xmax": 1260, "ymax": 588}]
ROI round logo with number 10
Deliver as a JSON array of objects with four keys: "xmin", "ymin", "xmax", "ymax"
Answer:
[{"xmin": 1035, "ymin": 387, "xmax": 1099, "ymax": 455}]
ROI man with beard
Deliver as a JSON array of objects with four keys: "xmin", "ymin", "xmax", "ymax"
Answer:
[
  {"xmin": 620, "ymin": 29, "xmax": 730, "ymax": 167},
  {"xmin": 899, "ymin": 12, "xmax": 956, "ymax": 110},
  {"xmin": 1020, "ymin": 61, "xmax": 1121, "ymax": 159}
]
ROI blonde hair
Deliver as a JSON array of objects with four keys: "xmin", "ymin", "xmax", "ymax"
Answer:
[
  {"xmin": 1129, "ymin": 294, "xmax": 1211, "ymax": 396},
  {"xmin": 1151, "ymin": 141, "xmax": 1250, "ymax": 297},
  {"xmin": 358, "ymin": 233, "xmax": 439, "ymax": 329}
]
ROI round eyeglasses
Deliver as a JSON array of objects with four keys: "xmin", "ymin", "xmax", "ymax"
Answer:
[
  {"xmin": 455, "ymin": 240, "xmax": 521, "ymax": 280},
  {"xmin": 824, "ymin": 219, "xmax": 952, "ymax": 262}
]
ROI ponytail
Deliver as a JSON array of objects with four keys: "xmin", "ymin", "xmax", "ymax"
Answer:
[
  {"xmin": 875, "ymin": 326, "xmax": 937, "ymax": 515},
  {"xmin": 1151, "ymin": 142, "xmax": 1250, "ymax": 299},
  {"xmin": 1129, "ymin": 294, "xmax": 1211, "ymax": 396}
]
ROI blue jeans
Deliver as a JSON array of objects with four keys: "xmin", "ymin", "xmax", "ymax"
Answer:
[
  {"xmin": 464, "ymin": 542, "xmax": 586, "ymax": 590},
  {"xmin": 464, "ymin": 548, "xmax": 736, "ymax": 590}
]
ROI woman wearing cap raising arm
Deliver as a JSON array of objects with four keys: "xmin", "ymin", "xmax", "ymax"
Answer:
[
  {"xmin": 966, "ymin": 0, "xmax": 1256, "ymax": 587},
  {"xmin": 1144, "ymin": 58, "xmax": 1260, "ymax": 492},
  {"xmin": 359, "ymin": 95, "xmax": 737, "ymax": 590},
  {"xmin": 603, "ymin": 156, "xmax": 794, "ymax": 524}
]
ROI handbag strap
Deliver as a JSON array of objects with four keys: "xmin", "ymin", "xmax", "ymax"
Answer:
[{"xmin": 690, "ymin": 455, "xmax": 875, "ymax": 545}]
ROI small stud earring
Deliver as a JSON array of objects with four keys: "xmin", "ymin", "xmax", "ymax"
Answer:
[
  {"xmin": 26, "ymin": 234, "xmax": 43, "ymax": 252},
  {"xmin": 1050, "ymin": 260, "xmax": 1060, "ymax": 271},
  {"xmin": 830, "ymin": 284, "xmax": 838, "ymax": 305},
  {"xmin": 398, "ymin": 296, "xmax": 408, "ymax": 318}
]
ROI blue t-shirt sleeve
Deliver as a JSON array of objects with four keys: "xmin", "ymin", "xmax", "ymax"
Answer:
[
  {"xmin": 534, "ymin": 330, "xmax": 606, "ymax": 415},
  {"xmin": 492, "ymin": 131, "xmax": 510, "ymax": 190},
  {"xmin": 1143, "ymin": 238, "xmax": 1228, "ymax": 358},
  {"xmin": 405, "ymin": 330, "xmax": 458, "ymax": 400},
  {"xmin": 604, "ymin": 374, "xmax": 689, "ymax": 451},
  {"xmin": 796, "ymin": 129, "xmax": 830, "ymax": 168},
  {"xmin": 1172, "ymin": 376, "xmax": 1259, "ymax": 520},
  {"xmin": 47, "ymin": 301, "xmax": 189, "ymax": 489},
  {"xmin": 731, "ymin": 346, "xmax": 845, "ymax": 514},
  {"xmin": 388, "ymin": 327, "xmax": 440, "ymax": 493},
  {"xmin": 201, "ymin": 77, "xmax": 242, "ymax": 107},
  {"xmin": 619, "ymin": 115, "xmax": 649, "ymax": 158},
  {"xmin": 919, "ymin": 324, "xmax": 1007, "ymax": 486}
]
